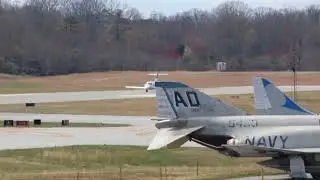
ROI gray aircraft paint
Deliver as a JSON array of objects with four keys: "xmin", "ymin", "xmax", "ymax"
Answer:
[
  {"xmin": 252, "ymin": 76, "xmax": 315, "ymax": 115},
  {"xmin": 149, "ymin": 80, "xmax": 320, "ymax": 179},
  {"xmin": 245, "ymin": 136, "xmax": 288, "ymax": 148}
]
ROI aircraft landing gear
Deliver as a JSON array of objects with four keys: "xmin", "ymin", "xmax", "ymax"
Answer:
[{"xmin": 289, "ymin": 156, "xmax": 308, "ymax": 179}]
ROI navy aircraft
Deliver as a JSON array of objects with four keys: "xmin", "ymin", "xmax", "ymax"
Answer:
[
  {"xmin": 147, "ymin": 79, "xmax": 320, "ymax": 179},
  {"xmin": 252, "ymin": 76, "xmax": 316, "ymax": 115}
]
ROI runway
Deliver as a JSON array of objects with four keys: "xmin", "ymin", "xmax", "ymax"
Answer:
[
  {"xmin": 0, "ymin": 112, "xmax": 202, "ymax": 150},
  {"xmin": 0, "ymin": 113, "xmax": 158, "ymax": 150},
  {"xmin": 0, "ymin": 85, "xmax": 319, "ymax": 104},
  {"xmin": 0, "ymin": 126, "xmax": 201, "ymax": 150}
]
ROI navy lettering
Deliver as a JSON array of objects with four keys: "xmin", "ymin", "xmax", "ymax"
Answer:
[
  {"xmin": 186, "ymin": 91, "xmax": 200, "ymax": 107},
  {"xmin": 245, "ymin": 135, "xmax": 288, "ymax": 148},
  {"xmin": 279, "ymin": 136, "xmax": 288, "ymax": 148},
  {"xmin": 257, "ymin": 136, "xmax": 266, "ymax": 146},
  {"xmin": 174, "ymin": 91, "xmax": 200, "ymax": 107},
  {"xmin": 245, "ymin": 137, "xmax": 255, "ymax": 145},
  {"xmin": 268, "ymin": 136, "xmax": 277, "ymax": 147},
  {"xmin": 174, "ymin": 91, "xmax": 188, "ymax": 107}
]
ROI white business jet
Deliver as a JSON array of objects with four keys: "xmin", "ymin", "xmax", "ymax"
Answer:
[{"xmin": 125, "ymin": 72, "xmax": 168, "ymax": 92}]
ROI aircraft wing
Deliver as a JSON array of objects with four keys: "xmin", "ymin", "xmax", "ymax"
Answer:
[
  {"xmin": 147, "ymin": 126, "xmax": 205, "ymax": 150},
  {"xmin": 253, "ymin": 146, "xmax": 320, "ymax": 154},
  {"xmin": 125, "ymin": 86, "xmax": 146, "ymax": 89},
  {"xmin": 223, "ymin": 144, "xmax": 320, "ymax": 156}
]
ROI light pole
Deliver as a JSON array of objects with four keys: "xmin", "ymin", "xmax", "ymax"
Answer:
[{"xmin": 291, "ymin": 39, "xmax": 302, "ymax": 101}]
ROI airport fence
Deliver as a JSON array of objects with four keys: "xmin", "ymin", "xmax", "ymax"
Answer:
[
  {"xmin": 15, "ymin": 162, "xmax": 276, "ymax": 180},
  {"xmin": 67, "ymin": 167, "xmax": 269, "ymax": 180}
]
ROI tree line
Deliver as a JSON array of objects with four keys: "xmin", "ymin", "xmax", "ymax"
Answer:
[{"xmin": 0, "ymin": 0, "xmax": 320, "ymax": 75}]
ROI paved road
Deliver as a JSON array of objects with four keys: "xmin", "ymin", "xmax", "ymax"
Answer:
[
  {"xmin": 0, "ymin": 113, "xmax": 201, "ymax": 150},
  {"xmin": 0, "ymin": 112, "xmax": 162, "ymax": 150},
  {"xmin": 0, "ymin": 126, "xmax": 201, "ymax": 150},
  {"xmin": 0, "ymin": 85, "xmax": 319, "ymax": 104},
  {"xmin": 0, "ymin": 113, "xmax": 161, "ymax": 150}
]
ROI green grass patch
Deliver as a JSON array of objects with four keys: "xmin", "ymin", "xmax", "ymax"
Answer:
[{"xmin": 0, "ymin": 145, "xmax": 283, "ymax": 180}]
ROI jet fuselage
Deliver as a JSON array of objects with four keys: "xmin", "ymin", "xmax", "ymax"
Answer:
[{"xmin": 170, "ymin": 115, "xmax": 320, "ymax": 157}]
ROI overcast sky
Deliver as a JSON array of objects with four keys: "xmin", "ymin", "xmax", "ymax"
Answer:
[
  {"xmin": 122, "ymin": 0, "xmax": 320, "ymax": 17},
  {"xmin": 9, "ymin": 0, "xmax": 320, "ymax": 17}
]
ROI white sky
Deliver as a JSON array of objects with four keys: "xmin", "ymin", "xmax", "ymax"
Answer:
[
  {"xmin": 121, "ymin": 0, "xmax": 320, "ymax": 17},
  {"xmin": 10, "ymin": 0, "xmax": 320, "ymax": 18}
]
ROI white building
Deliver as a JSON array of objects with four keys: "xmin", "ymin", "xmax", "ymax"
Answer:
[{"xmin": 216, "ymin": 62, "xmax": 227, "ymax": 71}]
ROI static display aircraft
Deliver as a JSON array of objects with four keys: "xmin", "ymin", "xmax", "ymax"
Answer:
[
  {"xmin": 125, "ymin": 72, "xmax": 168, "ymax": 92},
  {"xmin": 147, "ymin": 78, "xmax": 320, "ymax": 179},
  {"xmin": 252, "ymin": 76, "xmax": 316, "ymax": 115}
]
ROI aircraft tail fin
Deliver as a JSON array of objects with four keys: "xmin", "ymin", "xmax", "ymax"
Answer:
[
  {"xmin": 155, "ymin": 81, "xmax": 246, "ymax": 119},
  {"xmin": 252, "ymin": 76, "xmax": 315, "ymax": 115}
]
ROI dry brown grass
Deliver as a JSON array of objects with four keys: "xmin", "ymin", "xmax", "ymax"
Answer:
[
  {"xmin": 0, "ymin": 98, "xmax": 155, "ymax": 116},
  {"xmin": 0, "ymin": 71, "xmax": 319, "ymax": 93},
  {"xmin": 0, "ymin": 91, "xmax": 319, "ymax": 116}
]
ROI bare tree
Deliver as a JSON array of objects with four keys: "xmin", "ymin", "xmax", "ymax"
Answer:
[{"xmin": 1, "ymin": 0, "xmax": 320, "ymax": 75}]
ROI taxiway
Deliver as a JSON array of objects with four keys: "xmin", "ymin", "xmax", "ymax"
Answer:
[{"xmin": 0, "ymin": 85, "xmax": 319, "ymax": 104}]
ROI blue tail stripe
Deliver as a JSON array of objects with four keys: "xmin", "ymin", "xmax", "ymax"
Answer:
[
  {"xmin": 262, "ymin": 78, "xmax": 271, "ymax": 87},
  {"xmin": 282, "ymin": 96, "xmax": 313, "ymax": 114}
]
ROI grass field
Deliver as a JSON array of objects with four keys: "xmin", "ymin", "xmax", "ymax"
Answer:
[
  {"xmin": 0, "ymin": 145, "xmax": 283, "ymax": 180},
  {"xmin": 0, "ymin": 72, "xmax": 316, "ymax": 179},
  {"xmin": 0, "ymin": 91, "xmax": 318, "ymax": 116},
  {"xmin": 0, "ymin": 71, "xmax": 319, "ymax": 93}
]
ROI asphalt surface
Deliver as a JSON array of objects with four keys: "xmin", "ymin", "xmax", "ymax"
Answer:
[
  {"xmin": 0, "ymin": 85, "xmax": 319, "ymax": 104},
  {"xmin": 0, "ymin": 126, "xmax": 201, "ymax": 150},
  {"xmin": 0, "ymin": 109, "xmax": 201, "ymax": 152},
  {"xmin": 0, "ymin": 113, "xmax": 159, "ymax": 150}
]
